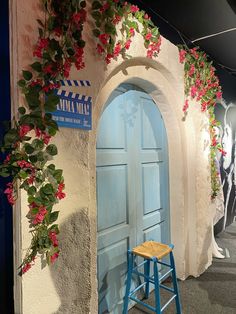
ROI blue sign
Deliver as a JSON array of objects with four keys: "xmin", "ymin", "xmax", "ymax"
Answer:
[{"xmin": 52, "ymin": 83, "xmax": 92, "ymax": 130}]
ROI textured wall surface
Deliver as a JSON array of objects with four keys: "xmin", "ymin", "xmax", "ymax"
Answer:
[{"xmin": 11, "ymin": 0, "xmax": 214, "ymax": 313}]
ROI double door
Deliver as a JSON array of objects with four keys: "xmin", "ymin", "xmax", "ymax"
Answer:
[{"xmin": 96, "ymin": 90, "xmax": 169, "ymax": 313}]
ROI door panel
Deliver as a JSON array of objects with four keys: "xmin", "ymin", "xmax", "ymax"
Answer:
[{"xmin": 97, "ymin": 90, "xmax": 169, "ymax": 313}]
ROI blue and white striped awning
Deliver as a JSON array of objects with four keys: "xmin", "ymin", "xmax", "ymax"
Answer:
[
  {"xmin": 51, "ymin": 80, "xmax": 91, "ymax": 87},
  {"xmin": 55, "ymin": 89, "xmax": 92, "ymax": 103}
]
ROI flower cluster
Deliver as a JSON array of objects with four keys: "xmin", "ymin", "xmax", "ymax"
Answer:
[
  {"xmin": 91, "ymin": 0, "xmax": 161, "ymax": 64},
  {"xmin": 179, "ymin": 46, "xmax": 225, "ymax": 199},
  {"xmin": 0, "ymin": 0, "xmax": 87, "ymax": 274}
]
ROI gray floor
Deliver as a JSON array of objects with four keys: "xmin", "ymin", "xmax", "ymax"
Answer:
[{"xmin": 129, "ymin": 223, "xmax": 236, "ymax": 314}]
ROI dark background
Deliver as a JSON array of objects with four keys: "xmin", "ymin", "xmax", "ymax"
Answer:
[{"xmin": 0, "ymin": 0, "xmax": 14, "ymax": 313}]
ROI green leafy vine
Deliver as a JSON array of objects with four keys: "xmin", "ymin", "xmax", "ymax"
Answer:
[
  {"xmin": 0, "ymin": 0, "xmax": 87, "ymax": 274},
  {"xmin": 178, "ymin": 46, "xmax": 225, "ymax": 199},
  {"xmin": 91, "ymin": 0, "xmax": 161, "ymax": 63}
]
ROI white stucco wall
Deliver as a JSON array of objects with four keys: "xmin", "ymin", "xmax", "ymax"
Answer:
[{"xmin": 10, "ymin": 1, "xmax": 214, "ymax": 313}]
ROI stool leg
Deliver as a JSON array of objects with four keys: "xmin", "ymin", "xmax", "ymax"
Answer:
[
  {"xmin": 144, "ymin": 259, "xmax": 150, "ymax": 299},
  {"xmin": 170, "ymin": 251, "xmax": 182, "ymax": 314},
  {"xmin": 123, "ymin": 250, "xmax": 134, "ymax": 314},
  {"xmin": 153, "ymin": 258, "xmax": 162, "ymax": 314}
]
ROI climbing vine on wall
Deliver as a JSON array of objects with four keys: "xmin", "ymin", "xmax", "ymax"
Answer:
[
  {"xmin": 178, "ymin": 46, "xmax": 225, "ymax": 199},
  {"xmin": 91, "ymin": 0, "xmax": 161, "ymax": 63},
  {"xmin": 0, "ymin": 0, "xmax": 161, "ymax": 274},
  {"xmin": 0, "ymin": 0, "xmax": 87, "ymax": 274}
]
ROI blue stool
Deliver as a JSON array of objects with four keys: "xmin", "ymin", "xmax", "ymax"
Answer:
[{"xmin": 123, "ymin": 241, "xmax": 182, "ymax": 314}]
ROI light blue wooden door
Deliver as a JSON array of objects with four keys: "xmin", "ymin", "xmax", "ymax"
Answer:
[{"xmin": 97, "ymin": 89, "xmax": 169, "ymax": 314}]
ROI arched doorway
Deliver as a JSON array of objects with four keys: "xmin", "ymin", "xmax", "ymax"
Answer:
[{"xmin": 96, "ymin": 84, "xmax": 170, "ymax": 313}]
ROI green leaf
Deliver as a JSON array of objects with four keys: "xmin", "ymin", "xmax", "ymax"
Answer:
[
  {"xmin": 46, "ymin": 144, "xmax": 58, "ymax": 156},
  {"xmin": 92, "ymin": 1, "xmax": 102, "ymax": 10},
  {"xmin": 28, "ymin": 186, "xmax": 37, "ymax": 196},
  {"xmin": 19, "ymin": 170, "xmax": 28, "ymax": 179},
  {"xmin": 25, "ymin": 90, "xmax": 40, "ymax": 109},
  {"xmin": 0, "ymin": 170, "xmax": 10, "ymax": 177},
  {"xmin": 24, "ymin": 144, "xmax": 35, "ymax": 154},
  {"xmin": 49, "ymin": 211, "xmax": 59, "ymax": 224},
  {"xmin": 54, "ymin": 169, "xmax": 63, "ymax": 182},
  {"xmin": 48, "ymin": 164, "xmax": 56, "ymax": 171},
  {"xmin": 44, "ymin": 94, "xmax": 60, "ymax": 112},
  {"xmin": 49, "ymin": 224, "xmax": 59, "ymax": 233},
  {"xmin": 31, "ymin": 61, "xmax": 42, "ymax": 72},
  {"xmin": 91, "ymin": 10, "xmax": 101, "ymax": 20},
  {"xmin": 42, "ymin": 183, "xmax": 54, "ymax": 195},
  {"xmin": 104, "ymin": 23, "xmax": 116, "ymax": 35},
  {"xmin": 32, "ymin": 139, "xmax": 44, "ymax": 150},
  {"xmin": 18, "ymin": 107, "xmax": 26, "ymax": 115},
  {"xmin": 28, "ymin": 196, "xmax": 35, "ymax": 204},
  {"xmin": 22, "ymin": 70, "xmax": 33, "ymax": 81},
  {"xmin": 4, "ymin": 129, "xmax": 19, "ymax": 146},
  {"xmin": 92, "ymin": 29, "xmax": 100, "ymax": 37},
  {"xmin": 29, "ymin": 155, "xmax": 38, "ymax": 163},
  {"xmin": 18, "ymin": 79, "xmax": 26, "ymax": 87}
]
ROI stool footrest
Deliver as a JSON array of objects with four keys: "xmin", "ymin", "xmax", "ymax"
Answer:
[
  {"xmin": 159, "ymin": 283, "xmax": 175, "ymax": 293},
  {"xmin": 129, "ymin": 281, "xmax": 146, "ymax": 296},
  {"xmin": 129, "ymin": 296, "xmax": 156, "ymax": 312},
  {"xmin": 161, "ymin": 294, "xmax": 177, "ymax": 312}
]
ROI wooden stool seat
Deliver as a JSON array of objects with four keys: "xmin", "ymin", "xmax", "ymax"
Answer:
[
  {"xmin": 123, "ymin": 241, "xmax": 182, "ymax": 314},
  {"xmin": 132, "ymin": 241, "xmax": 172, "ymax": 260}
]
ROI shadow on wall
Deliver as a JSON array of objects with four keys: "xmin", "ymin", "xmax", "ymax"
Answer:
[{"xmin": 50, "ymin": 208, "xmax": 91, "ymax": 314}]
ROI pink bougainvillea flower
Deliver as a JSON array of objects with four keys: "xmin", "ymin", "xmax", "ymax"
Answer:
[
  {"xmin": 30, "ymin": 79, "xmax": 43, "ymax": 87},
  {"xmin": 55, "ymin": 182, "xmax": 66, "ymax": 200},
  {"xmin": 99, "ymin": 33, "xmax": 109, "ymax": 45},
  {"xmin": 33, "ymin": 38, "xmax": 49, "ymax": 58},
  {"xmin": 22, "ymin": 263, "xmax": 31, "ymax": 274},
  {"xmin": 190, "ymin": 85, "xmax": 197, "ymax": 98},
  {"xmin": 113, "ymin": 14, "xmax": 121, "ymax": 24},
  {"xmin": 105, "ymin": 53, "xmax": 113, "ymax": 64},
  {"xmin": 19, "ymin": 125, "xmax": 31, "ymax": 138},
  {"xmin": 124, "ymin": 39, "xmax": 132, "ymax": 50},
  {"xmin": 183, "ymin": 99, "xmax": 189, "ymax": 113},
  {"xmin": 50, "ymin": 252, "xmax": 59, "ymax": 263},
  {"xmin": 4, "ymin": 182, "xmax": 15, "ymax": 205},
  {"xmin": 32, "ymin": 207, "xmax": 47, "ymax": 225},
  {"xmin": 43, "ymin": 64, "xmax": 54, "ymax": 75},
  {"xmin": 216, "ymin": 91, "xmax": 222, "ymax": 99},
  {"xmin": 49, "ymin": 231, "xmax": 59, "ymax": 247},
  {"xmin": 113, "ymin": 42, "xmax": 122, "ymax": 57},
  {"xmin": 100, "ymin": 2, "xmax": 109, "ymax": 13},
  {"xmin": 145, "ymin": 32, "xmax": 152, "ymax": 41},
  {"xmin": 130, "ymin": 5, "xmax": 139, "ymax": 13},
  {"xmin": 189, "ymin": 64, "xmax": 195, "ymax": 76},
  {"xmin": 144, "ymin": 13, "xmax": 150, "ymax": 19},
  {"xmin": 129, "ymin": 28, "xmax": 135, "ymax": 37},
  {"xmin": 179, "ymin": 49, "xmax": 187, "ymax": 63},
  {"xmin": 17, "ymin": 160, "xmax": 33, "ymax": 169},
  {"xmin": 4, "ymin": 154, "xmax": 11, "ymax": 164},
  {"xmin": 218, "ymin": 148, "xmax": 226, "ymax": 156}
]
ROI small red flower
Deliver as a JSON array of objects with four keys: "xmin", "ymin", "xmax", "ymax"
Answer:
[
  {"xmin": 19, "ymin": 125, "xmax": 31, "ymax": 138},
  {"xmin": 99, "ymin": 33, "xmax": 110, "ymax": 45},
  {"xmin": 113, "ymin": 42, "xmax": 122, "ymax": 57},
  {"xmin": 145, "ymin": 32, "xmax": 152, "ymax": 41},
  {"xmin": 22, "ymin": 263, "xmax": 31, "ymax": 274},
  {"xmin": 49, "ymin": 231, "xmax": 59, "ymax": 247},
  {"xmin": 124, "ymin": 39, "xmax": 132, "ymax": 50},
  {"xmin": 50, "ymin": 252, "xmax": 59, "ymax": 263},
  {"xmin": 32, "ymin": 207, "xmax": 47, "ymax": 225},
  {"xmin": 179, "ymin": 49, "xmax": 187, "ymax": 63},
  {"xmin": 130, "ymin": 5, "xmax": 139, "ymax": 13},
  {"xmin": 55, "ymin": 182, "xmax": 66, "ymax": 200},
  {"xmin": 4, "ymin": 182, "xmax": 15, "ymax": 205},
  {"xmin": 129, "ymin": 28, "xmax": 135, "ymax": 37}
]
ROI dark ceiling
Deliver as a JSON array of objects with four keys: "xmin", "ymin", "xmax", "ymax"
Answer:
[{"xmin": 133, "ymin": 0, "xmax": 236, "ymax": 77}]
